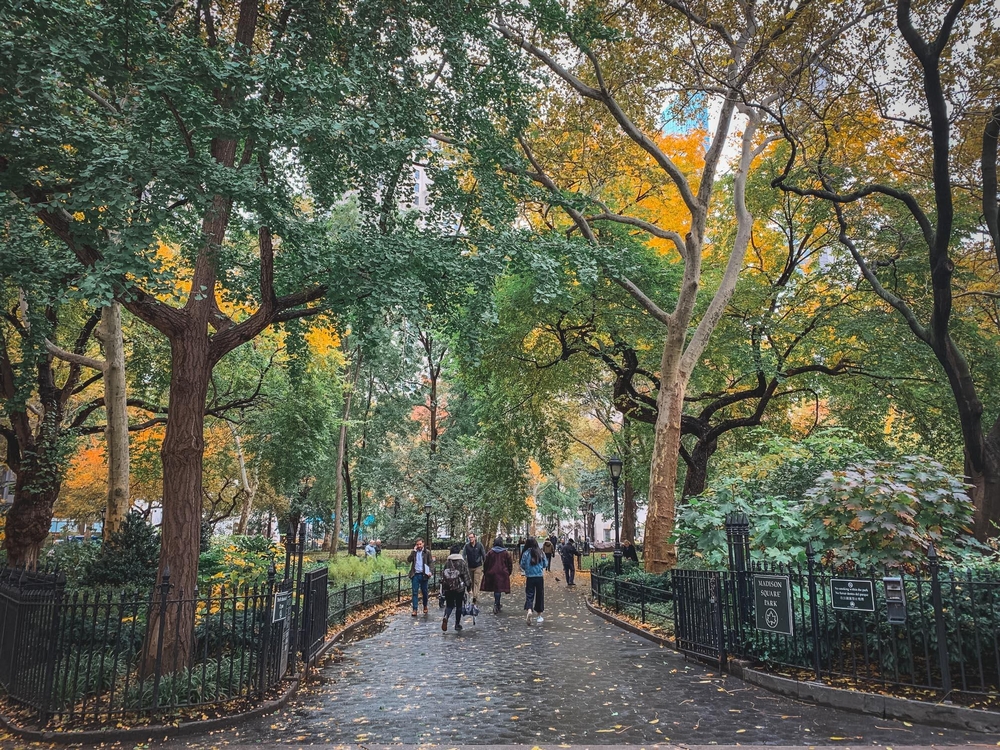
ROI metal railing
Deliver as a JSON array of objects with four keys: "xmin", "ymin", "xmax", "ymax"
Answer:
[
  {"xmin": 590, "ymin": 570, "xmax": 674, "ymax": 635},
  {"xmin": 0, "ymin": 565, "xmax": 290, "ymax": 726}
]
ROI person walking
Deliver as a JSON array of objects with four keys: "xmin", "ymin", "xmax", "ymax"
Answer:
[
  {"xmin": 560, "ymin": 537, "xmax": 580, "ymax": 586},
  {"xmin": 441, "ymin": 544, "xmax": 472, "ymax": 631},
  {"xmin": 481, "ymin": 536, "xmax": 513, "ymax": 614},
  {"xmin": 462, "ymin": 532, "xmax": 487, "ymax": 604},
  {"xmin": 520, "ymin": 537, "xmax": 548, "ymax": 625},
  {"xmin": 406, "ymin": 538, "xmax": 434, "ymax": 616},
  {"xmin": 542, "ymin": 536, "xmax": 555, "ymax": 573}
]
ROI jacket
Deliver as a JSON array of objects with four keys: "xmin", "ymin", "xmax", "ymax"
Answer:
[
  {"xmin": 542, "ymin": 540, "xmax": 554, "ymax": 555},
  {"xmin": 560, "ymin": 541, "xmax": 579, "ymax": 566},
  {"xmin": 406, "ymin": 548, "xmax": 435, "ymax": 579},
  {"xmin": 480, "ymin": 546, "xmax": 513, "ymax": 593},
  {"xmin": 462, "ymin": 540, "xmax": 486, "ymax": 568},
  {"xmin": 622, "ymin": 543, "xmax": 639, "ymax": 563},
  {"xmin": 443, "ymin": 554, "xmax": 472, "ymax": 591},
  {"xmin": 520, "ymin": 549, "xmax": 548, "ymax": 577}
]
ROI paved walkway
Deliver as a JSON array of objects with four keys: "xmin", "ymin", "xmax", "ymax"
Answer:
[{"xmin": 171, "ymin": 574, "xmax": 991, "ymax": 747}]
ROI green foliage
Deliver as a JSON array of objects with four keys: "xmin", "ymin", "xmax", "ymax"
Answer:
[
  {"xmin": 325, "ymin": 554, "xmax": 399, "ymax": 588},
  {"xmin": 805, "ymin": 456, "xmax": 981, "ymax": 567},
  {"xmin": 82, "ymin": 512, "xmax": 160, "ymax": 588},
  {"xmin": 47, "ymin": 540, "xmax": 101, "ymax": 585},
  {"xmin": 198, "ymin": 535, "xmax": 284, "ymax": 590}
]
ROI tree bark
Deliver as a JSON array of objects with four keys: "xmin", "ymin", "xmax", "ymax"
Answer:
[
  {"xmin": 98, "ymin": 302, "xmax": 130, "ymax": 539},
  {"xmin": 231, "ymin": 426, "xmax": 257, "ymax": 535},
  {"xmin": 331, "ymin": 353, "xmax": 361, "ymax": 556},
  {"xmin": 344, "ymin": 455, "xmax": 355, "ymax": 555},
  {"xmin": 621, "ymin": 477, "xmax": 637, "ymax": 544},
  {"xmin": 4, "ymin": 460, "xmax": 61, "ymax": 568},
  {"xmin": 681, "ymin": 436, "xmax": 718, "ymax": 500},
  {"xmin": 143, "ymin": 333, "xmax": 211, "ymax": 673}
]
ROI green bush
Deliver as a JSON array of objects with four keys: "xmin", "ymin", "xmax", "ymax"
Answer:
[
  {"xmin": 326, "ymin": 554, "xmax": 398, "ymax": 587},
  {"xmin": 83, "ymin": 512, "xmax": 160, "ymax": 588},
  {"xmin": 804, "ymin": 455, "xmax": 981, "ymax": 567}
]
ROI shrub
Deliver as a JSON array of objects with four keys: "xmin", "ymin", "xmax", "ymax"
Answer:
[
  {"xmin": 83, "ymin": 512, "xmax": 160, "ymax": 588},
  {"xmin": 326, "ymin": 553, "xmax": 399, "ymax": 587},
  {"xmin": 199, "ymin": 535, "xmax": 284, "ymax": 590},
  {"xmin": 804, "ymin": 455, "xmax": 981, "ymax": 568}
]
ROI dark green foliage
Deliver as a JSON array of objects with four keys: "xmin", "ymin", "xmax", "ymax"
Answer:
[{"xmin": 83, "ymin": 512, "xmax": 160, "ymax": 588}]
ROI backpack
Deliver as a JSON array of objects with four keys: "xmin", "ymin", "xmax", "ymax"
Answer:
[{"xmin": 442, "ymin": 561, "xmax": 464, "ymax": 592}]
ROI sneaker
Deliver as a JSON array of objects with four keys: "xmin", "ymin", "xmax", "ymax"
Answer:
[
  {"xmin": 536, "ymin": 616, "xmax": 544, "ymax": 623},
  {"xmin": 456, "ymin": 623, "xmax": 463, "ymax": 631},
  {"xmin": 525, "ymin": 609, "xmax": 533, "ymax": 625},
  {"xmin": 412, "ymin": 610, "xmax": 418, "ymax": 617},
  {"xmin": 423, "ymin": 606, "xmax": 429, "ymax": 614},
  {"xmin": 493, "ymin": 604, "xmax": 500, "ymax": 615}
]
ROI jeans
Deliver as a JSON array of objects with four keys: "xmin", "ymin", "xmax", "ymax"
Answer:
[
  {"xmin": 563, "ymin": 561, "xmax": 575, "ymax": 585},
  {"xmin": 443, "ymin": 590, "xmax": 464, "ymax": 625},
  {"xmin": 524, "ymin": 576, "xmax": 544, "ymax": 613},
  {"xmin": 493, "ymin": 591, "xmax": 502, "ymax": 607},
  {"xmin": 411, "ymin": 574, "xmax": 429, "ymax": 611}
]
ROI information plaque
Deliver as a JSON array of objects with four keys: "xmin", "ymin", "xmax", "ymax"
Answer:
[
  {"xmin": 753, "ymin": 574, "xmax": 793, "ymax": 635},
  {"xmin": 830, "ymin": 578, "xmax": 875, "ymax": 612}
]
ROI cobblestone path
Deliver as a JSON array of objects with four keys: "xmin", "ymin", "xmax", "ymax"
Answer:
[{"xmin": 175, "ymin": 573, "xmax": 990, "ymax": 746}]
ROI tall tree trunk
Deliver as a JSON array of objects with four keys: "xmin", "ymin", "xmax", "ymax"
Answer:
[
  {"xmin": 143, "ymin": 334, "xmax": 211, "ymax": 673},
  {"xmin": 99, "ymin": 302, "xmax": 130, "ymax": 539},
  {"xmin": 967, "ymin": 428, "xmax": 1000, "ymax": 540},
  {"xmin": 231, "ymin": 427, "xmax": 257, "ymax": 535},
  {"xmin": 344, "ymin": 456, "xmax": 355, "ymax": 556},
  {"xmin": 644, "ymin": 355, "xmax": 689, "ymax": 573},
  {"xmin": 331, "ymin": 354, "xmax": 361, "ymax": 556},
  {"xmin": 622, "ymin": 478, "xmax": 637, "ymax": 544},
  {"xmin": 4, "ymin": 459, "xmax": 61, "ymax": 568}
]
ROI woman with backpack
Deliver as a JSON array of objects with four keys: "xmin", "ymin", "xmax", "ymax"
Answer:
[
  {"xmin": 520, "ymin": 537, "xmax": 548, "ymax": 625},
  {"xmin": 480, "ymin": 536, "xmax": 513, "ymax": 614},
  {"xmin": 441, "ymin": 544, "xmax": 472, "ymax": 631}
]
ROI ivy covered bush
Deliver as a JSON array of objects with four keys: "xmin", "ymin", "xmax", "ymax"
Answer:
[{"xmin": 81, "ymin": 511, "xmax": 160, "ymax": 588}]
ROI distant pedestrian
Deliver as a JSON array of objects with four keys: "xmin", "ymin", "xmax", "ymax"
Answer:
[
  {"xmin": 407, "ymin": 538, "xmax": 435, "ymax": 616},
  {"xmin": 520, "ymin": 537, "xmax": 548, "ymax": 625},
  {"xmin": 561, "ymin": 538, "xmax": 580, "ymax": 587},
  {"xmin": 542, "ymin": 537, "xmax": 555, "ymax": 572},
  {"xmin": 622, "ymin": 539, "xmax": 639, "ymax": 564},
  {"xmin": 375, "ymin": 539, "xmax": 382, "ymax": 557},
  {"xmin": 441, "ymin": 544, "xmax": 472, "ymax": 632},
  {"xmin": 462, "ymin": 532, "xmax": 487, "ymax": 604},
  {"xmin": 364, "ymin": 540, "xmax": 377, "ymax": 558},
  {"xmin": 481, "ymin": 536, "xmax": 513, "ymax": 614}
]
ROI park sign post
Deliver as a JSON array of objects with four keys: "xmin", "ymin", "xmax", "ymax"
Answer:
[
  {"xmin": 830, "ymin": 578, "xmax": 875, "ymax": 612},
  {"xmin": 753, "ymin": 574, "xmax": 793, "ymax": 635}
]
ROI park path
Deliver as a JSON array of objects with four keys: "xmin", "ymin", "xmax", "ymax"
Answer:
[{"xmin": 169, "ymin": 572, "xmax": 990, "ymax": 747}]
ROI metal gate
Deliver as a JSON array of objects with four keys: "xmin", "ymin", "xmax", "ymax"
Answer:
[
  {"xmin": 300, "ymin": 566, "xmax": 329, "ymax": 665},
  {"xmin": 672, "ymin": 569, "xmax": 726, "ymax": 666}
]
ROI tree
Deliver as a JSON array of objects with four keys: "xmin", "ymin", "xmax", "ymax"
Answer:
[
  {"xmin": 2, "ymin": 0, "xmax": 525, "ymax": 668},
  {"xmin": 772, "ymin": 0, "xmax": 1000, "ymax": 538},
  {"xmin": 491, "ymin": 0, "xmax": 855, "ymax": 570}
]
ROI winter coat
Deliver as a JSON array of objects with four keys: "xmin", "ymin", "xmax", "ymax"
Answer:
[
  {"xmin": 542, "ymin": 540, "xmax": 555, "ymax": 555},
  {"xmin": 520, "ymin": 549, "xmax": 548, "ymax": 577},
  {"xmin": 443, "ymin": 553, "xmax": 472, "ymax": 591},
  {"xmin": 560, "ymin": 541, "xmax": 579, "ymax": 567},
  {"xmin": 406, "ymin": 548, "xmax": 435, "ymax": 578},
  {"xmin": 462, "ymin": 540, "xmax": 486, "ymax": 568},
  {"xmin": 622, "ymin": 543, "xmax": 639, "ymax": 563},
  {"xmin": 480, "ymin": 546, "xmax": 513, "ymax": 594}
]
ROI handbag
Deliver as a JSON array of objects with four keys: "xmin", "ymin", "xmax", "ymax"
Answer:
[{"xmin": 462, "ymin": 596, "xmax": 480, "ymax": 618}]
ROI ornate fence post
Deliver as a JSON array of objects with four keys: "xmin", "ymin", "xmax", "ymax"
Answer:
[
  {"xmin": 928, "ymin": 543, "xmax": 952, "ymax": 695},
  {"xmin": 805, "ymin": 542, "xmax": 822, "ymax": 680},
  {"xmin": 725, "ymin": 512, "xmax": 751, "ymax": 646}
]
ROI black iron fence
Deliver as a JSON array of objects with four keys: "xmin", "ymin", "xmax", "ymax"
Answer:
[
  {"xmin": 0, "ymin": 522, "xmax": 425, "ymax": 728},
  {"xmin": 590, "ymin": 514, "xmax": 1000, "ymax": 705},
  {"xmin": 0, "ymin": 565, "xmax": 290, "ymax": 726}
]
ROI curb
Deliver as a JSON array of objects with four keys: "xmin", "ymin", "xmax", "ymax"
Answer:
[
  {"xmin": 0, "ymin": 598, "xmax": 406, "ymax": 744},
  {"xmin": 727, "ymin": 659, "xmax": 1000, "ymax": 735},
  {"xmin": 0, "ymin": 678, "xmax": 300, "ymax": 745},
  {"xmin": 584, "ymin": 597, "xmax": 674, "ymax": 649},
  {"xmin": 586, "ymin": 598, "xmax": 1000, "ymax": 735}
]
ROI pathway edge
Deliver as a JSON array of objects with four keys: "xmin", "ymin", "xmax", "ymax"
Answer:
[{"xmin": 585, "ymin": 597, "xmax": 1000, "ymax": 735}]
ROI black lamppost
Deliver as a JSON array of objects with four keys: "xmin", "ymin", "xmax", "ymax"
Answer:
[
  {"xmin": 608, "ymin": 457, "xmax": 623, "ymax": 574},
  {"xmin": 424, "ymin": 501, "xmax": 433, "ymax": 553}
]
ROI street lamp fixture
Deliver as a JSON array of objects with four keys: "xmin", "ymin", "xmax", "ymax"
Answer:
[{"xmin": 608, "ymin": 457, "xmax": 623, "ymax": 574}]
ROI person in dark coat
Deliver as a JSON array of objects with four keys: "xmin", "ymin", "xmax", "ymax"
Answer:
[
  {"xmin": 622, "ymin": 539, "xmax": 639, "ymax": 563},
  {"xmin": 480, "ymin": 536, "xmax": 513, "ymax": 614},
  {"xmin": 560, "ymin": 538, "xmax": 580, "ymax": 586},
  {"xmin": 441, "ymin": 544, "xmax": 472, "ymax": 632}
]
